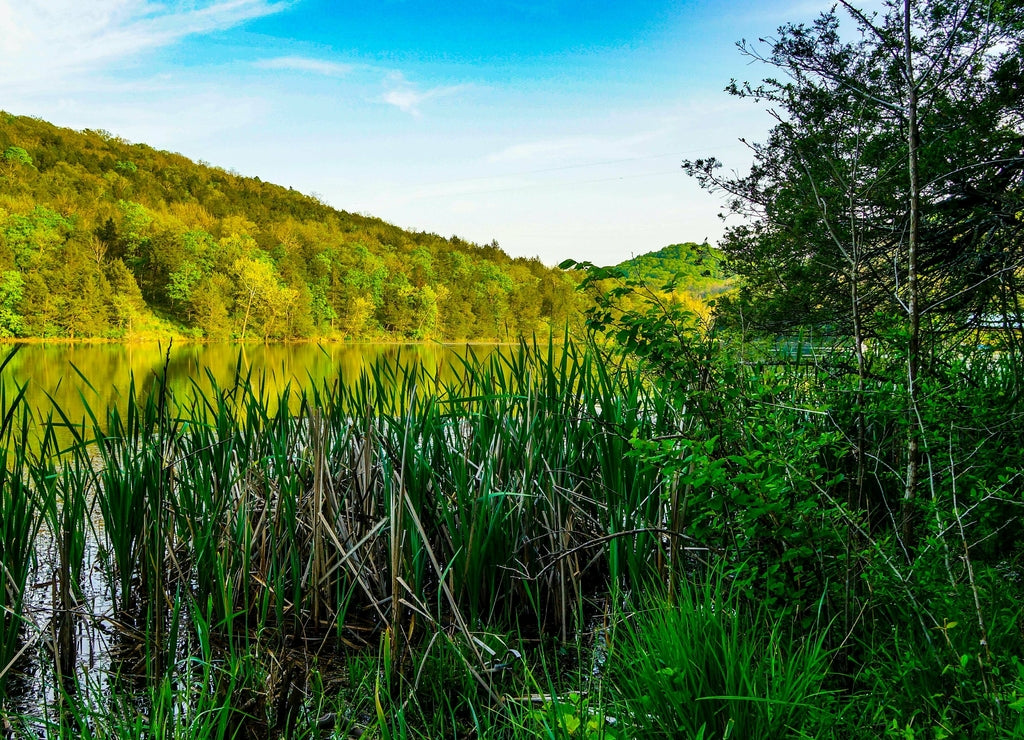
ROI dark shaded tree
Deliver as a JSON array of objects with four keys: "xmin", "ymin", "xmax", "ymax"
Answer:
[{"xmin": 686, "ymin": 0, "xmax": 1024, "ymax": 512}]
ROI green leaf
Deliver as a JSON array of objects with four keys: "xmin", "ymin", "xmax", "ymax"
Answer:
[{"xmin": 563, "ymin": 713, "xmax": 581, "ymax": 735}]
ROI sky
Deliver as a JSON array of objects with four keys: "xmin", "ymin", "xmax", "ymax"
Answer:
[{"xmin": 0, "ymin": 0, "xmax": 836, "ymax": 266}]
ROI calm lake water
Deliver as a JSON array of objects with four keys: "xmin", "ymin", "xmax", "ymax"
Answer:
[{"xmin": 0, "ymin": 341, "xmax": 503, "ymax": 439}]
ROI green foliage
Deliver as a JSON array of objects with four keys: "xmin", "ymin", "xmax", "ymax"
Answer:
[
  {"xmin": 1, "ymin": 334, "xmax": 1023, "ymax": 736},
  {"xmin": 115, "ymin": 198, "xmax": 152, "ymax": 260},
  {"xmin": 571, "ymin": 233, "xmax": 1024, "ymax": 734},
  {"xmin": 611, "ymin": 576, "xmax": 832, "ymax": 739},
  {"xmin": 0, "ymin": 111, "xmax": 580, "ymax": 340},
  {"xmin": 0, "ymin": 270, "xmax": 25, "ymax": 336},
  {"xmin": 614, "ymin": 241, "xmax": 730, "ymax": 296},
  {"xmin": 0, "ymin": 339, "xmax": 671, "ymax": 735},
  {"xmin": 2, "ymin": 146, "xmax": 32, "ymax": 168},
  {"xmin": 527, "ymin": 691, "xmax": 624, "ymax": 739},
  {"xmin": 686, "ymin": 0, "xmax": 1024, "ymax": 337},
  {"xmin": 1, "ymin": 205, "xmax": 74, "ymax": 270},
  {"xmin": 1, "ymin": 1, "xmax": 1021, "ymax": 732},
  {"xmin": 0, "ymin": 351, "xmax": 37, "ymax": 698},
  {"xmin": 167, "ymin": 259, "xmax": 203, "ymax": 305}
]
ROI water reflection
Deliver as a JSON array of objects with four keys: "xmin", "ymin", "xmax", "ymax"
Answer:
[{"xmin": 1, "ymin": 341, "xmax": 502, "ymax": 442}]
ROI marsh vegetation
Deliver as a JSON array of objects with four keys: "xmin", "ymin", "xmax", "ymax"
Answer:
[{"xmin": 0, "ymin": 330, "xmax": 1022, "ymax": 738}]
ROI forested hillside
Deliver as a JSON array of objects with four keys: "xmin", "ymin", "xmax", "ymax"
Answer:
[
  {"xmin": 0, "ymin": 112, "xmax": 579, "ymax": 340},
  {"xmin": 564, "ymin": 242, "xmax": 734, "ymax": 330},
  {"xmin": 616, "ymin": 242, "xmax": 730, "ymax": 295}
]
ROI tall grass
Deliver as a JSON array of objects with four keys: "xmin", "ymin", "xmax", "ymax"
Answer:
[
  {"xmin": 1, "ymin": 339, "xmax": 690, "ymax": 726},
  {"xmin": 0, "ymin": 353, "xmax": 39, "ymax": 699},
  {"xmin": 609, "ymin": 574, "xmax": 832, "ymax": 738},
  {"xmin": 30, "ymin": 426, "xmax": 89, "ymax": 695},
  {"xmin": 2, "ymin": 336, "xmax": 1021, "ymax": 736}
]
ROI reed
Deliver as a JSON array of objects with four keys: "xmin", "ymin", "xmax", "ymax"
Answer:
[
  {"xmin": 29, "ymin": 424, "xmax": 89, "ymax": 696},
  {"xmin": 0, "ymin": 337, "xmax": 832, "ymax": 729},
  {"xmin": 170, "ymin": 375, "xmax": 241, "ymax": 627},
  {"xmin": 0, "ymin": 351, "xmax": 40, "ymax": 702},
  {"xmin": 83, "ymin": 372, "xmax": 166, "ymax": 617}
]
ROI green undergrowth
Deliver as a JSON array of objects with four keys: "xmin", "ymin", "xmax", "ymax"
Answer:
[{"xmin": 0, "ymin": 336, "xmax": 1022, "ymax": 738}]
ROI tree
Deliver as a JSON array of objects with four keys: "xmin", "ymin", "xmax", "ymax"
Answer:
[
  {"xmin": 191, "ymin": 274, "xmax": 233, "ymax": 340},
  {"xmin": 231, "ymin": 255, "xmax": 296, "ymax": 340},
  {"xmin": 2, "ymin": 146, "xmax": 34, "ymax": 182},
  {"xmin": 0, "ymin": 111, "xmax": 578, "ymax": 340},
  {"xmin": 167, "ymin": 260, "xmax": 204, "ymax": 312},
  {"xmin": 116, "ymin": 200, "xmax": 153, "ymax": 261},
  {"xmin": 106, "ymin": 259, "xmax": 147, "ymax": 335},
  {"xmin": 0, "ymin": 271, "xmax": 26, "ymax": 337},
  {"xmin": 2, "ymin": 206, "xmax": 74, "ymax": 270},
  {"xmin": 685, "ymin": 0, "xmax": 1024, "ymax": 519}
]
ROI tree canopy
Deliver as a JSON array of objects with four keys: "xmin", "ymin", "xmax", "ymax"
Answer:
[
  {"xmin": 686, "ymin": 0, "xmax": 1024, "ymax": 342},
  {"xmin": 0, "ymin": 113, "xmax": 580, "ymax": 340},
  {"xmin": 615, "ymin": 242, "xmax": 731, "ymax": 298}
]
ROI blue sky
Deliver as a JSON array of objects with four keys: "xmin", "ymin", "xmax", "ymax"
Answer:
[{"xmin": 0, "ymin": 0, "xmax": 832, "ymax": 265}]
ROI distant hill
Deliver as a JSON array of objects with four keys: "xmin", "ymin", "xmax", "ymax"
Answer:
[
  {"xmin": 0, "ymin": 112, "xmax": 578, "ymax": 340},
  {"xmin": 615, "ymin": 242, "xmax": 732, "ymax": 299}
]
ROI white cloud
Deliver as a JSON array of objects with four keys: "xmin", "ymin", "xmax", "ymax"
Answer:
[
  {"xmin": 2, "ymin": 76, "xmax": 270, "ymax": 155},
  {"xmin": 96, "ymin": 90, "xmax": 269, "ymax": 149},
  {"xmin": 255, "ymin": 56, "xmax": 354, "ymax": 77},
  {"xmin": 380, "ymin": 75, "xmax": 469, "ymax": 116},
  {"xmin": 0, "ymin": 0, "xmax": 289, "ymax": 91}
]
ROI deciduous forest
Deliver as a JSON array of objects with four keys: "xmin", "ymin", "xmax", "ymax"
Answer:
[{"xmin": 0, "ymin": 113, "xmax": 583, "ymax": 341}]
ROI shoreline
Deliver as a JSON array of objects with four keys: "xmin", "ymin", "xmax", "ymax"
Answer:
[{"xmin": 0, "ymin": 335, "xmax": 543, "ymax": 348}]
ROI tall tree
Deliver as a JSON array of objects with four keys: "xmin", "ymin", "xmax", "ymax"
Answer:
[{"xmin": 686, "ymin": 0, "xmax": 1024, "ymax": 524}]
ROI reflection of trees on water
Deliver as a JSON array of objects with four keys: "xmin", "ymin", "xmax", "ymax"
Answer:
[{"xmin": 3, "ymin": 343, "xmax": 503, "ymax": 442}]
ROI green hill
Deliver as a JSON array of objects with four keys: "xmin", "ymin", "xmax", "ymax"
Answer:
[
  {"xmin": 0, "ymin": 112, "xmax": 578, "ymax": 341},
  {"xmin": 615, "ymin": 242, "xmax": 732, "ymax": 299}
]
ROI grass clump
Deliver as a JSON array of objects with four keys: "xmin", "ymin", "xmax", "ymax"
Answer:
[{"xmin": 610, "ymin": 575, "xmax": 832, "ymax": 739}]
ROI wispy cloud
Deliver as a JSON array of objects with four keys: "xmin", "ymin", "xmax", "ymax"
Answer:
[
  {"xmin": 0, "ymin": 0, "xmax": 289, "ymax": 91},
  {"xmin": 485, "ymin": 130, "xmax": 666, "ymax": 167},
  {"xmin": 380, "ymin": 73, "xmax": 469, "ymax": 116},
  {"xmin": 255, "ymin": 55, "xmax": 354, "ymax": 77},
  {"xmin": 486, "ymin": 136, "xmax": 608, "ymax": 165},
  {"xmin": 73, "ymin": 88, "xmax": 269, "ymax": 148}
]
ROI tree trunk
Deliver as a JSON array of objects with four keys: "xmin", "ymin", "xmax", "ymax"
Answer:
[
  {"xmin": 240, "ymin": 286, "xmax": 256, "ymax": 340},
  {"xmin": 902, "ymin": 0, "xmax": 922, "ymax": 544}
]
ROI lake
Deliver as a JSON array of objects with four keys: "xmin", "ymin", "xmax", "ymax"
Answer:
[{"xmin": 0, "ymin": 341, "xmax": 505, "ymax": 442}]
